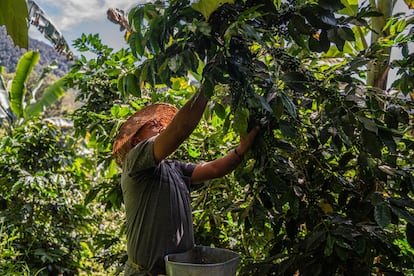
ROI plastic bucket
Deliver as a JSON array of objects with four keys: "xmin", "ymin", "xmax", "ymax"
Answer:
[{"xmin": 164, "ymin": 246, "xmax": 240, "ymax": 276}]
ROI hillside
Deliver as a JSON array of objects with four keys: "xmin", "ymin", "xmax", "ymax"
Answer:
[{"xmin": 0, "ymin": 26, "xmax": 73, "ymax": 76}]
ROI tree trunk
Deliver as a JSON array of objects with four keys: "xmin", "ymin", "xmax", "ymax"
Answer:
[{"xmin": 367, "ymin": 0, "xmax": 395, "ymax": 89}]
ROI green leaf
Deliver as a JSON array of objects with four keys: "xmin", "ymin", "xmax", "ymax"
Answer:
[
  {"xmin": 358, "ymin": 116, "xmax": 378, "ymax": 134},
  {"xmin": 279, "ymin": 92, "xmax": 297, "ymax": 118},
  {"xmin": 337, "ymin": 27, "xmax": 355, "ymax": 41},
  {"xmin": 107, "ymin": 185, "xmax": 123, "ymax": 210},
  {"xmin": 389, "ymin": 198, "xmax": 414, "ymax": 209},
  {"xmin": 10, "ymin": 51, "xmax": 40, "ymax": 118},
  {"xmin": 280, "ymin": 120, "xmax": 298, "ymax": 138},
  {"xmin": 117, "ymin": 74, "xmax": 127, "ymax": 96},
  {"xmin": 126, "ymin": 74, "xmax": 140, "ymax": 97},
  {"xmin": 340, "ymin": 0, "xmax": 358, "ymax": 15},
  {"xmin": 110, "ymin": 105, "xmax": 130, "ymax": 118},
  {"xmin": 338, "ymin": 152, "xmax": 355, "ymax": 167},
  {"xmin": 324, "ymin": 234, "xmax": 335, "ymax": 256},
  {"xmin": 309, "ymin": 32, "xmax": 330, "ymax": 53},
  {"xmin": 276, "ymin": 139, "xmax": 296, "ymax": 153},
  {"xmin": 353, "ymin": 237, "xmax": 366, "ymax": 256},
  {"xmin": 0, "ymin": 0, "xmax": 29, "ymax": 49},
  {"xmin": 85, "ymin": 188, "xmax": 99, "ymax": 206},
  {"xmin": 349, "ymin": 57, "xmax": 368, "ymax": 70},
  {"xmin": 213, "ymin": 102, "xmax": 226, "ymax": 119},
  {"xmin": 290, "ymin": 15, "xmax": 312, "ymax": 34},
  {"xmin": 182, "ymin": 50, "xmax": 198, "ymax": 75},
  {"xmin": 390, "ymin": 205, "xmax": 414, "ymax": 225},
  {"xmin": 406, "ymin": 223, "xmax": 414, "ymax": 249},
  {"xmin": 130, "ymin": 32, "xmax": 144, "ymax": 58},
  {"xmin": 320, "ymin": 13, "xmax": 337, "ymax": 26},
  {"xmin": 148, "ymin": 16, "xmax": 163, "ymax": 54},
  {"xmin": 256, "ymin": 94, "xmax": 273, "ymax": 113},
  {"xmin": 139, "ymin": 61, "xmax": 150, "ymax": 85},
  {"xmin": 378, "ymin": 129, "xmax": 397, "ymax": 154},
  {"xmin": 319, "ymin": 0, "xmax": 345, "ymax": 12},
  {"xmin": 130, "ymin": 8, "xmax": 145, "ymax": 57},
  {"xmin": 288, "ymin": 21, "xmax": 308, "ymax": 49},
  {"xmin": 306, "ymin": 230, "xmax": 326, "ymax": 252},
  {"xmin": 25, "ymin": 78, "xmax": 66, "ymax": 117},
  {"xmin": 361, "ymin": 129, "xmax": 382, "ymax": 159},
  {"xmin": 282, "ymin": 72, "xmax": 308, "ymax": 93},
  {"xmin": 168, "ymin": 56, "xmax": 181, "ymax": 73},
  {"xmin": 191, "ymin": 0, "xmax": 235, "ymax": 21},
  {"xmin": 187, "ymin": 145, "xmax": 201, "ymax": 158},
  {"xmin": 328, "ymin": 28, "xmax": 345, "ymax": 51},
  {"xmin": 374, "ymin": 203, "xmax": 391, "ymax": 228},
  {"xmin": 234, "ymin": 107, "xmax": 249, "ymax": 136},
  {"xmin": 319, "ymin": 30, "xmax": 331, "ymax": 52},
  {"xmin": 309, "ymin": 35, "xmax": 323, "ymax": 52},
  {"xmin": 271, "ymin": 96, "xmax": 284, "ymax": 121}
]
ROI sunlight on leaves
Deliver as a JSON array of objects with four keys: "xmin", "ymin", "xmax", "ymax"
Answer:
[
  {"xmin": 404, "ymin": 0, "xmax": 414, "ymax": 9},
  {"xmin": 191, "ymin": 0, "xmax": 235, "ymax": 21}
]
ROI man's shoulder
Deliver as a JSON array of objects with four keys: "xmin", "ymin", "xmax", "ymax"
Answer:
[{"xmin": 124, "ymin": 137, "xmax": 157, "ymax": 173}]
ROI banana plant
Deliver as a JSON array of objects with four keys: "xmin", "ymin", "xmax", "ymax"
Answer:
[
  {"xmin": 340, "ymin": 0, "xmax": 412, "ymax": 90},
  {"xmin": 0, "ymin": 68, "xmax": 15, "ymax": 133},
  {"xmin": 0, "ymin": 50, "xmax": 66, "ymax": 133},
  {"xmin": 0, "ymin": 0, "xmax": 28, "ymax": 49}
]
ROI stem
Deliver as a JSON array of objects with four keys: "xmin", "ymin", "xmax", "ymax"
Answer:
[{"xmin": 367, "ymin": 0, "xmax": 395, "ymax": 89}]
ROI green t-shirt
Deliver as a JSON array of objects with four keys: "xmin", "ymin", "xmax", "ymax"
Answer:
[{"xmin": 122, "ymin": 137, "xmax": 196, "ymax": 275}]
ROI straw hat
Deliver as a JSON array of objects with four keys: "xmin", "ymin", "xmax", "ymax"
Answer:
[{"xmin": 112, "ymin": 103, "xmax": 178, "ymax": 168}]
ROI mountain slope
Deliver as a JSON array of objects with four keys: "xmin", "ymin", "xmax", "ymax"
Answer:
[{"xmin": 0, "ymin": 26, "xmax": 73, "ymax": 76}]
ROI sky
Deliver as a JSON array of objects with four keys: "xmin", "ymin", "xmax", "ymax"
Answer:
[{"xmin": 28, "ymin": 0, "xmax": 146, "ymax": 54}]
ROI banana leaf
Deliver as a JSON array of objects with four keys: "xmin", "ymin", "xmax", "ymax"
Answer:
[
  {"xmin": 25, "ymin": 77, "xmax": 66, "ymax": 117},
  {"xmin": 0, "ymin": 0, "xmax": 29, "ymax": 49},
  {"xmin": 30, "ymin": 61, "xmax": 58, "ymax": 104},
  {"xmin": 10, "ymin": 51, "xmax": 40, "ymax": 118}
]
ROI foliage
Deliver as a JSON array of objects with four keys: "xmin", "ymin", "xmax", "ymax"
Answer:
[
  {"xmin": 0, "ymin": 222, "xmax": 33, "ymax": 275},
  {"xmin": 118, "ymin": 0, "xmax": 414, "ymax": 275},
  {"xmin": 0, "ymin": 36, "xmax": 116, "ymax": 275},
  {"xmin": 0, "ymin": 0, "xmax": 28, "ymax": 49},
  {"xmin": 0, "ymin": 119, "xmax": 95, "ymax": 275},
  {"xmin": 65, "ymin": 34, "xmax": 138, "ymax": 272},
  {"xmin": 0, "ymin": 50, "xmax": 67, "ymax": 134}
]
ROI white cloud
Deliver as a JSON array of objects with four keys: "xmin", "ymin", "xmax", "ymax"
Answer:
[
  {"xmin": 35, "ymin": 0, "xmax": 141, "ymax": 31},
  {"xmin": 29, "ymin": 0, "xmax": 149, "ymax": 52}
]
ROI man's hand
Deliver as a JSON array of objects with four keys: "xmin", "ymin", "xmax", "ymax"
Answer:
[
  {"xmin": 191, "ymin": 125, "xmax": 260, "ymax": 184},
  {"xmin": 236, "ymin": 126, "xmax": 260, "ymax": 156}
]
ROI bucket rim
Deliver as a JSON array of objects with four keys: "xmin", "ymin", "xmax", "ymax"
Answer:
[{"xmin": 164, "ymin": 246, "xmax": 240, "ymax": 267}]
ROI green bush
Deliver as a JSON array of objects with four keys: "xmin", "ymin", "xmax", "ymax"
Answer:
[{"xmin": 0, "ymin": 120, "xmax": 95, "ymax": 275}]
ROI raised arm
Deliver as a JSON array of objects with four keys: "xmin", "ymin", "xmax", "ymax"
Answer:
[
  {"xmin": 153, "ymin": 88, "xmax": 208, "ymax": 162},
  {"xmin": 191, "ymin": 126, "xmax": 260, "ymax": 184}
]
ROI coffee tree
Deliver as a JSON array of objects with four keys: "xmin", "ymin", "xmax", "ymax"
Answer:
[{"xmin": 118, "ymin": 0, "xmax": 414, "ymax": 275}]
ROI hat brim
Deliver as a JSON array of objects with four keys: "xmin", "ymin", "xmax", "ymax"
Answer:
[{"xmin": 112, "ymin": 103, "xmax": 178, "ymax": 168}]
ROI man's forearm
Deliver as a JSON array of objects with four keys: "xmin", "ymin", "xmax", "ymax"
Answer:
[
  {"xmin": 191, "ymin": 149, "xmax": 243, "ymax": 184},
  {"xmin": 191, "ymin": 126, "xmax": 260, "ymax": 184},
  {"xmin": 171, "ymin": 87, "xmax": 208, "ymax": 137}
]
